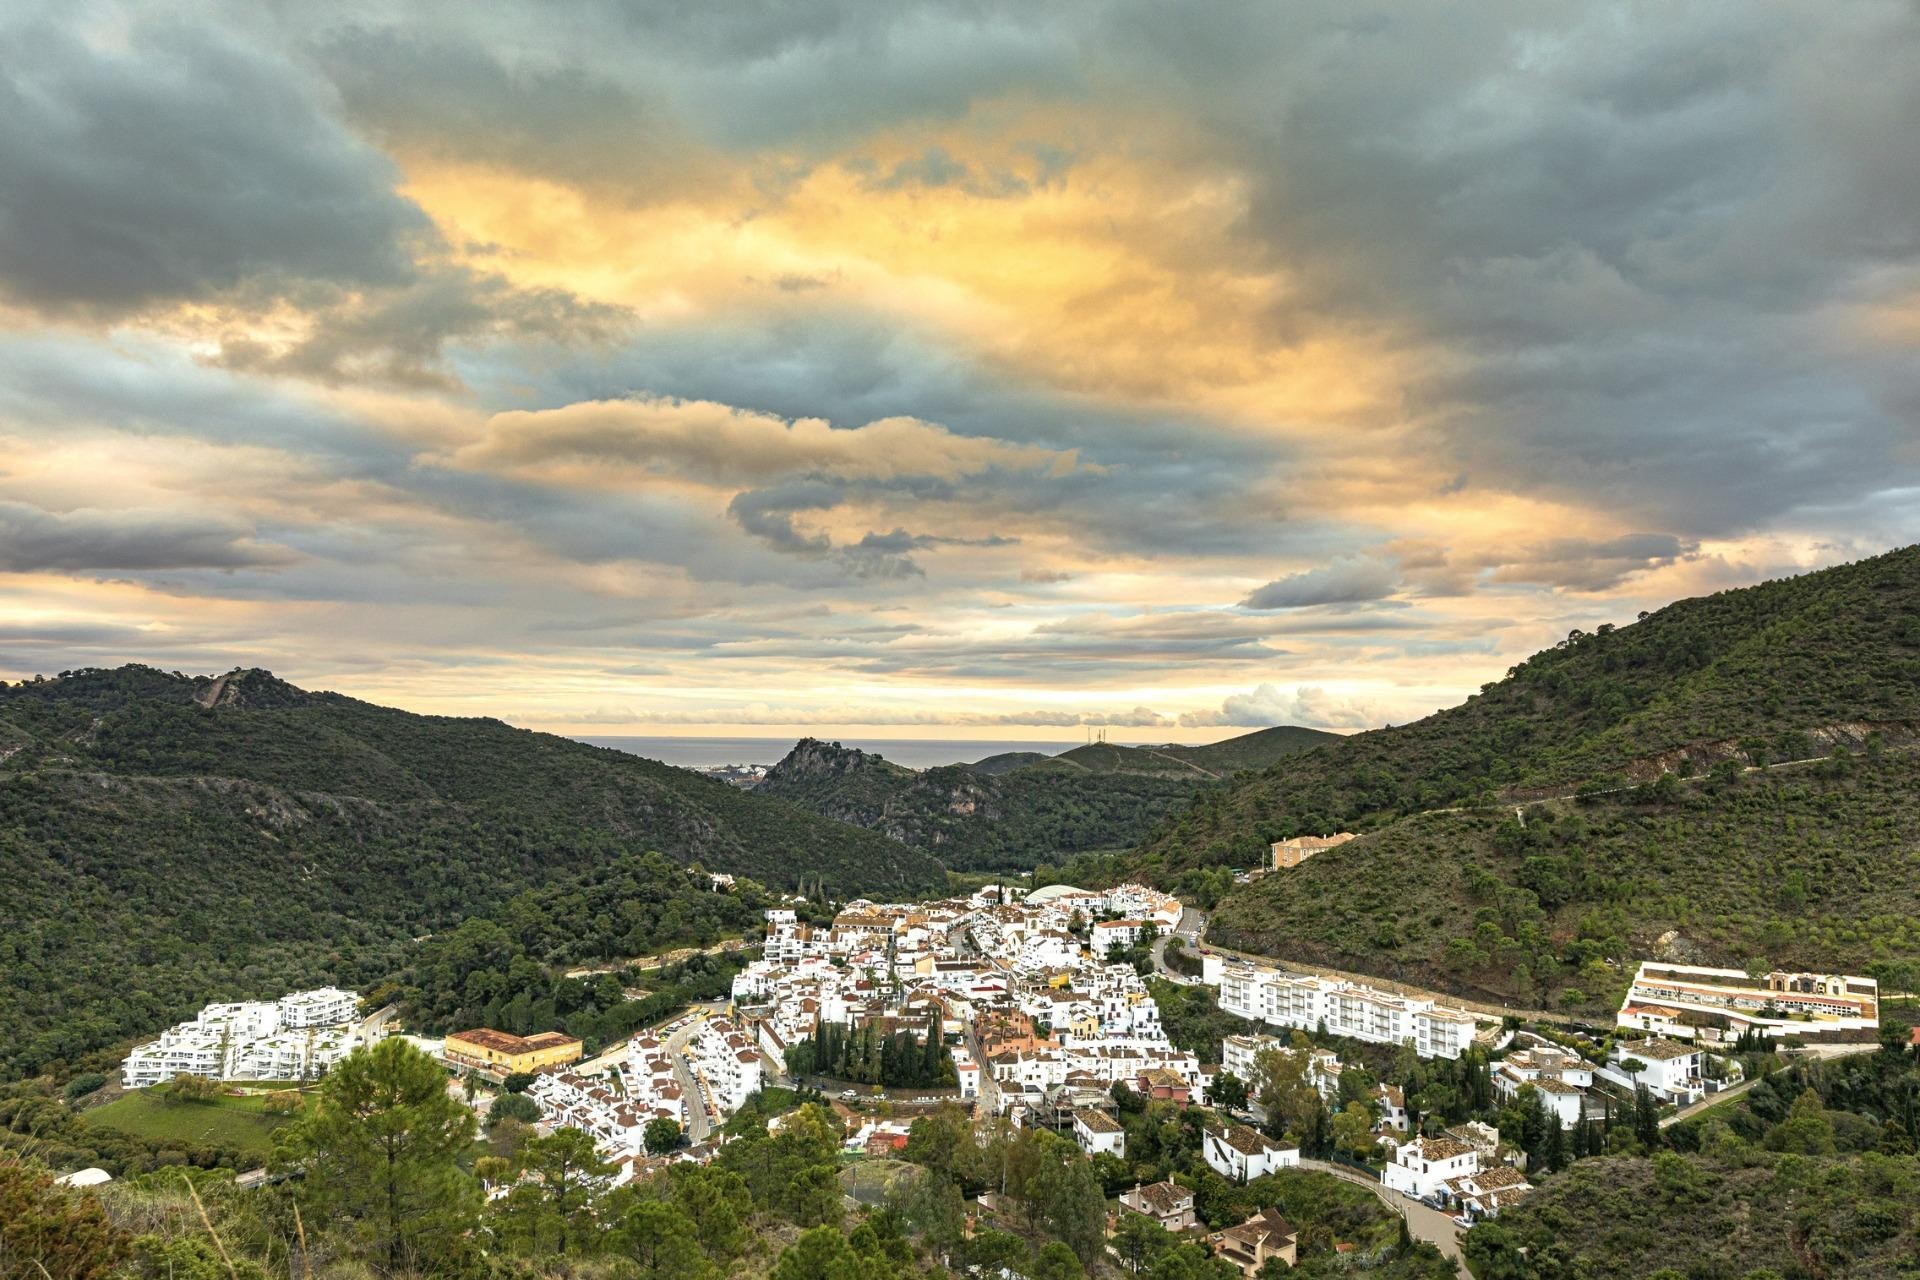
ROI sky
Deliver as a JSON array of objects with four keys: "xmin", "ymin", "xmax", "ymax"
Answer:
[{"xmin": 1, "ymin": 1, "xmax": 1916, "ymax": 740}]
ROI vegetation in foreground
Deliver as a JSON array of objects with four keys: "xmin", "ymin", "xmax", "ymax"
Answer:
[{"xmin": 3, "ymin": 1037, "xmax": 1452, "ymax": 1280}]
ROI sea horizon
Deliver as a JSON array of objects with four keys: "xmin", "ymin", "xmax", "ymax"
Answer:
[{"xmin": 576, "ymin": 734, "xmax": 1090, "ymax": 770}]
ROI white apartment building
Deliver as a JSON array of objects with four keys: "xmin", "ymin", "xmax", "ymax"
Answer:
[
  {"xmin": 1220, "ymin": 1035, "xmax": 1345, "ymax": 1102},
  {"xmin": 689, "ymin": 1017, "xmax": 763, "ymax": 1116},
  {"xmin": 1213, "ymin": 959, "xmax": 1478, "ymax": 1059},
  {"xmin": 122, "ymin": 988, "xmax": 371, "ymax": 1088}
]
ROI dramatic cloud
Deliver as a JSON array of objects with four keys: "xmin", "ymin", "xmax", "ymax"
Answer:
[
  {"xmin": 0, "ymin": 1, "xmax": 1913, "ymax": 735},
  {"xmin": 1241, "ymin": 558, "xmax": 1401, "ymax": 610},
  {"xmin": 0, "ymin": 17, "xmax": 424, "ymax": 315},
  {"xmin": 0, "ymin": 501, "xmax": 292, "ymax": 573}
]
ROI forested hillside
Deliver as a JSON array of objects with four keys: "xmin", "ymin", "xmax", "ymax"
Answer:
[
  {"xmin": 1208, "ymin": 749, "xmax": 1920, "ymax": 1013},
  {"xmin": 1136, "ymin": 544, "xmax": 1920, "ymax": 878},
  {"xmin": 758, "ymin": 725, "xmax": 1338, "ymax": 871},
  {"xmin": 0, "ymin": 666, "xmax": 939, "ymax": 1079}
]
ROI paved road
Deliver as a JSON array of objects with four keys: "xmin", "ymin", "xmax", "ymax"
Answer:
[
  {"xmin": 1149, "ymin": 908, "xmax": 1205, "ymax": 983},
  {"xmin": 666, "ymin": 1014, "xmax": 715, "ymax": 1142},
  {"xmin": 1658, "ymin": 1040, "xmax": 1880, "ymax": 1129},
  {"xmin": 1296, "ymin": 1158, "xmax": 1469, "ymax": 1280}
]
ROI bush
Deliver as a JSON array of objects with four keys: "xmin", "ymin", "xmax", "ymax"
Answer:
[{"xmin": 64, "ymin": 1073, "xmax": 109, "ymax": 1104}]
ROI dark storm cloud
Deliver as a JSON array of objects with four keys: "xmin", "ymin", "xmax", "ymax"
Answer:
[
  {"xmin": 0, "ymin": 501, "xmax": 291, "ymax": 572},
  {"xmin": 0, "ymin": 17, "xmax": 425, "ymax": 315}
]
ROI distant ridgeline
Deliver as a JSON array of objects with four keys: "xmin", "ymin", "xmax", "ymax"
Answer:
[
  {"xmin": 1128, "ymin": 543, "xmax": 1920, "ymax": 1017},
  {"xmin": 755, "ymin": 726, "xmax": 1341, "ymax": 873},
  {"xmin": 0, "ymin": 665, "xmax": 941, "ymax": 1079}
]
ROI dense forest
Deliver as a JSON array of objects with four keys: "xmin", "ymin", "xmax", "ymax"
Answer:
[
  {"xmin": 0, "ymin": 665, "xmax": 938, "ymax": 1079},
  {"xmin": 1133, "ymin": 543, "xmax": 1920, "ymax": 879},
  {"xmin": 757, "ymin": 726, "xmax": 1338, "ymax": 872}
]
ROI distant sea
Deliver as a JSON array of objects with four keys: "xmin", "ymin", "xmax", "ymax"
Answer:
[{"xmin": 576, "ymin": 735, "xmax": 1083, "ymax": 770}]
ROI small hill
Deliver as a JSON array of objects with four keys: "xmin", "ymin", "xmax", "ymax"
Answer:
[
  {"xmin": 1135, "ymin": 544, "xmax": 1920, "ymax": 879},
  {"xmin": 0, "ymin": 666, "xmax": 940, "ymax": 1079},
  {"xmin": 962, "ymin": 750, "xmax": 1054, "ymax": 775},
  {"xmin": 1208, "ymin": 751, "xmax": 1920, "ymax": 1013},
  {"xmin": 758, "ymin": 726, "xmax": 1337, "ymax": 871}
]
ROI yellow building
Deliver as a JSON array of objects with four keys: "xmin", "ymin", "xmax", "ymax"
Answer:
[
  {"xmin": 1270, "ymin": 832, "xmax": 1356, "ymax": 870},
  {"xmin": 443, "ymin": 1028, "xmax": 582, "ymax": 1079}
]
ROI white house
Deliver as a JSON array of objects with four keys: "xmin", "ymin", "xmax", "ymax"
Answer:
[
  {"xmin": 951, "ymin": 1045, "xmax": 980, "ymax": 1099},
  {"xmin": 1493, "ymin": 1046, "xmax": 1593, "ymax": 1129},
  {"xmin": 1598, "ymin": 1038, "xmax": 1704, "ymax": 1106},
  {"xmin": 1383, "ymin": 1135, "xmax": 1479, "ymax": 1202},
  {"xmin": 1072, "ymin": 1108, "xmax": 1126, "ymax": 1157},
  {"xmin": 1203, "ymin": 1123, "xmax": 1299, "ymax": 1181}
]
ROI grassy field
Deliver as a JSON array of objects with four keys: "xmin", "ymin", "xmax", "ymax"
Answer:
[{"xmin": 85, "ymin": 1090, "xmax": 289, "ymax": 1157}]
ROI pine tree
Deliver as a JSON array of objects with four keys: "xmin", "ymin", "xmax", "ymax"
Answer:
[
  {"xmin": 1544, "ymin": 1117, "xmax": 1567, "ymax": 1173},
  {"xmin": 1634, "ymin": 1083, "xmax": 1662, "ymax": 1150},
  {"xmin": 273, "ymin": 1039, "xmax": 480, "ymax": 1273}
]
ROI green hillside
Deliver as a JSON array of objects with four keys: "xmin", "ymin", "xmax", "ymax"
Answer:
[
  {"xmin": 1208, "ymin": 751, "xmax": 1920, "ymax": 1013},
  {"xmin": 1137, "ymin": 544, "xmax": 1920, "ymax": 878},
  {"xmin": 0, "ymin": 666, "xmax": 939, "ymax": 1079},
  {"xmin": 758, "ymin": 725, "xmax": 1338, "ymax": 871}
]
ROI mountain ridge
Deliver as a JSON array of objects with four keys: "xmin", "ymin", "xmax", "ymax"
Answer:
[{"xmin": 758, "ymin": 724, "xmax": 1340, "ymax": 871}]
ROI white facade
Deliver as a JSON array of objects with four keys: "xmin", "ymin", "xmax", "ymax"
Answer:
[
  {"xmin": 1598, "ymin": 1039, "xmax": 1704, "ymax": 1106},
  {"xmin": 689, "ymin": 1017, "xmax": 764, "ymax": 1116},
  {"xmin": 1203, "ymin": 1123, "xmax": 1298, "ymax": 1181},
  {"xmin": 122, "ymin": 988, "xmax": 371, "ymax": 1088},
  {"xmin": 1383, "ymin": 1136, "xmax": 1479, "ymax": 1201},
  {"xmin": 1493, "ymin": 1047, "xmax": 1592, "ymax": 1129},
  {"xmin": 1215, "ymin": 959, "xmax": 1478, "ymax": 1059},
  {"xmin": 1073, "ymin": 1109, "xmax": 1126, "ymax": 1157},
  {"xmin": 1617, "ymin": 962, "xmax": 1880, "ymax": 1043}
]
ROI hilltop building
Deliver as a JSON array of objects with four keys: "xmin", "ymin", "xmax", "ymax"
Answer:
[{"xmin": 1270, "ymin": 833, "xmax": 1356, "ymax": 869}]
